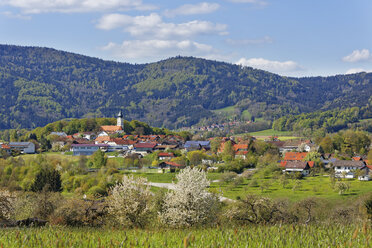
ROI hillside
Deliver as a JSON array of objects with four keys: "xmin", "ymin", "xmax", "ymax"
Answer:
[{"xmin": 0, "ymin": 45, "xmax": 371, "ymax": 129}]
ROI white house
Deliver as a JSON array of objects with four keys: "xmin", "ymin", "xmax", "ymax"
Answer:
[
  {"xmin": 8, "ymin": 142, "xmax": 35, "ymax": 154},
  {"xmin": 71, "ymin": 144, "xmax": 108, "ymax": 156},
  {"xmin": 333, "ymin": 160, "xmax": 367, "ymax": 179}
]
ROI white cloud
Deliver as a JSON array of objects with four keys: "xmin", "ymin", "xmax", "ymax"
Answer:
[
  {"xmin": 342, "ymin": 49, "xmax": 370, "ymax": 63},
  {"xmin": 164, "ymin": 2, "xmax": 220, "ymax": 17},
  {"xmin": 2, "ymin": 11, "xmax": 30, "ymax": 19},
  {"xmin": 345, "ymin": 68, "xmax": 371, "ymax": 74},
  {"xmin": 0, "ymin": 0, "xmax": 155, "ymax": 13},
  {"xmin": 226, "ymin": 36, "xmax": 273, "ymax": 45},
  {"xmin": 236, "ymin": 57, "xmax": 302, "ymax": 72},
  {"xmin": 227, "ymin": 0, "xmax": 267, "ymax": 5},
  {"xmin": 97, "ymin": 13, "xmax": 228, "ymax": 39},
  {"xmin": 102, "ymin": 39, "xmax": 214, "ymax": 61}
]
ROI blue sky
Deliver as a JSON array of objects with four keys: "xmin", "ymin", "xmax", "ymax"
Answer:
[{"xmin": 0, "ymin": 0, "xmax": 371, "ymax": 77}]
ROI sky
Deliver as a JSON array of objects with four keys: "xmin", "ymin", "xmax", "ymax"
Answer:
[{"xmin": 0, "ymin": 0, "xmax": 371, "ymax": 77}]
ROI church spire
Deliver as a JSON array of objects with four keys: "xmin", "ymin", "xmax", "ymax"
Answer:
[{"xmin": 117, "ymin": 110, "xmax": 123, "ymax": 128}]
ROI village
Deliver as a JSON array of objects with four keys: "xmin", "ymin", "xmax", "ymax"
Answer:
[{"xmin": 1, "ymin": 111, "xmax": 371, "ymax": 181}]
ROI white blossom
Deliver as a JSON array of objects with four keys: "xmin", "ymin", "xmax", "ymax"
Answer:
[
  {"xmin": 0, "ymin": 189, "xmax": 15, "ymax": 221},
  {"xmin": 107, "ymin": 175, "xmax": 153, "ymax": 227},
  {"xmin": 160, "ymin": 167, "xmax": 219, "ymax": 227}
]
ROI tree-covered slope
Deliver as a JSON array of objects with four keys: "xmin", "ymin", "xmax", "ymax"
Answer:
[{"xmin": 0, "ymin": 45, "xmax": 371, "ymax": 129}]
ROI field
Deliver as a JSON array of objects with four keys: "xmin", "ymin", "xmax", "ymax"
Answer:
[
  {"xmin": 211, "ymin": 176, "xmax": 372, "ymax": 202},
  {"xmin": 248, "ymin": 129, "xmax": 294, "ymax": 137},
  {"xmin": 125, "ymin": 171, "xmax": 372, "ymax": 202},
  {"xmin": 0, "ymin": 224, "xmax": 369, "ymax": 247}
]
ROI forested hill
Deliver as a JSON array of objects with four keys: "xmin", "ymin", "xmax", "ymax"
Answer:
[{"xmin": 0, "ymin": 44, "xmax": 371, "ymax": 130}]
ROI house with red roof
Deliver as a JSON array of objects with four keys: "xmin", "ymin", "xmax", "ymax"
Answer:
[
  {"xmin": 158, "ymin": 152, "xmax": 175, "ymax": 160},
  {"xmin": 159, "ymin": 161, "xmax": 185, "ymax": 172},
  {"xmin": 1, "ymin": 144, "xmax": 11, "ymax": 155},
  {"xmin": 283, "ymin": 161, "xmax": 311, "ymax": 176},
  {"xmin": 134, "ymin": 142, "xmax": 157, "ymax": 152},
  {"xmin": 283, "ymin": 152, "xmax": 308, "ymax": 161}
]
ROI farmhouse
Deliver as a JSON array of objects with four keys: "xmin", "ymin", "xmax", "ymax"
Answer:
[
  {"xmin": 159, "ymin": 161, "xmax": 185, "ymax": 172},
  {"xmin": 333, "ymin": 160, "xmax": 367, "ymax": 179},
  {"xmin": 184, "ymin": 141, "xmax": 211, "ymax": 151},
  {"xmin": 8, "ymin": 142, "xmax": 35, "ymax": 154},
  {"xmin": 283, "ymin": 161, "xmax": 310, "ymax": 176},
  {"xmin": 158, "ymin": 152, "xmax": 175, "ymax": 160},
  {"xmin": 134, "ymin": 142, "xmax": 157, "ymax": 153}
]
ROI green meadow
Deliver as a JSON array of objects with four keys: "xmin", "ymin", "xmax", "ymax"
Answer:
[{"xmin": 0, "ymin": 224, "xmax": 369, "ymax": 248}]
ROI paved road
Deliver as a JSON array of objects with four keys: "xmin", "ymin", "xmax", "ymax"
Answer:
[{"xmin": 147, "ymin": 182, "xmax": 234, "ymax": 202}]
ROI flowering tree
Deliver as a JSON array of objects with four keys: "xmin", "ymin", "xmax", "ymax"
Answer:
[
  {"xmin": 0, "ymin": 189, "xmax": 15, "ymax": 221},
  {"xmin": 160, "ymin": 167, "xmax": 219, "ymax": 227},
  {"xmin": 106, "ymin": 175, "xmax": 153, "ymax": 228}
]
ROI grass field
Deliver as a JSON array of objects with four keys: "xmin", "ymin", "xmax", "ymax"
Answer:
[
  {"xmin": 20, "ymin": 152, "xmax": 80, "ymax": 163},
  {"xmin": 212, "ymin": 105, "xmax": 236, "ymax": 116},
  {"xmin": 249, "ymin": 128, "xmax": 294, "ymax": 137},
  {"xmin": 127, "ymin": 171, "xmax": 372, "ymax": 202},
  {"xmin": 124, "ymin": 171, "xmax": 372, "ymax": 202},
  {"xmin": 211, "ymin": 176, "xmax": 372, "ymax": 202},
  {"xmin": 0, "ymin": 224, "xmax": 369, "ymax": 247}
]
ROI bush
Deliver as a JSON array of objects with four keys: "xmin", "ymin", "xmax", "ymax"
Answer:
[
  {"xmin": 160, "ymin": 167, "xmax": 219, "ymax": 227},
  {"xmin": 106, "ymin": 175, "xmax": 153, "ymax": 228},
  {"xmin": 225, "ymin": 195, "xmax": 286, "ymax": 224},
  {"xmin": 220, "ymin": 172, "xmax": 237, "ymax": 184},
  {"xmin": 0, "ymin": 190, "xmax": 15, "ymax": 221},
  {"xmin": 52, "ymin": 198, "xmax": 106, "ymax": 226},
  {"xmin": 87, "ymin": 186, "xmax": 106, "ymax": 196}
]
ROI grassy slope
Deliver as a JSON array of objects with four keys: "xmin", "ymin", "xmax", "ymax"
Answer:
[
  {"xmin": 126, "ymin": 171, "xmax": 372, "ymax": 202},
  {"xmin": 249, "ymin": 128, "xmax": 294, "ymax": 136},
  {"xmin": 211, "ymin": 176, "xmax": 372, "ymax": 202}
]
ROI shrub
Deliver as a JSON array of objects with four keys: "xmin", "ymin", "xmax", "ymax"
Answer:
[
  {"xmin": 52, "ymin": 198, "xmax": 106, "ymax": 226},
  {"xmin": 335, "ymin": 182, "xmax": 349, "ymax": 195},
  {"xmin": 87, "ymin": 186, "xmax": 106, "ymax": 197},
  {"xmin": 160, "ymin": 167, "xmax": 219, "ymax": 227},
  {"xmin": 106, "ymin": 175, "xmax": 153, "ymax": 228},
  {"xmin": 0, "ymin": 189, "xmax": 15, "ymax": 221},
  {"xmin": 225, "ymin": 195, "xmax": 283, "ymax": 224},
  {"xmin": 219, "ymin": 172, "xmax": 237, "ymax": 184}
]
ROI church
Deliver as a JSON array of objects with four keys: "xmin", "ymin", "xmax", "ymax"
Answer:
[{"xmin": 99, "ymin": 111, "xmax": 124, "ymax": 134}]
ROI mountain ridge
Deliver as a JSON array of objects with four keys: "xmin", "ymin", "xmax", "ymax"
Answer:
[{"xmin": 0, "ymin": 44, "xmax": 371, "ymax": 129}]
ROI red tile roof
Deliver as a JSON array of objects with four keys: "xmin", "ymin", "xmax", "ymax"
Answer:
[
  {"xmin": 95, "ymin": 136, "xmax": 111, "ymax": 143},
  {"xmin": 1, "ymin": 144, "xmax": 11, "ymax": 149},
  {"xmin": 233, "ymin": 144, "xmax": 249, "ymax": 152},
  {"xmin": 100, "ymin": 125, "xmax": 123, "ymax": 132},
  {"xmin": 164, "ymin": 161, "xmax": 184, "ymax": 167},
  {"xmin": 352, "ymin": 157, "xmax": 362, "ymax": 161},
  {"xmin": 135, "ymin": 142, "xmax": 157, "ymax": 148},
  {"xmin": 158, "ymin": 152, "xmax": 175, "ymax": 157},
  {"xmin": 283, "ymin": 152, "xmax": 308, "ymax": 161},
  {"xmin": 308, "ymin": 161, "xmax": 315, "ymax": 168},
  {"xmin": 280, "ymin": 161, "xmax": 287, "ymax": 167}
]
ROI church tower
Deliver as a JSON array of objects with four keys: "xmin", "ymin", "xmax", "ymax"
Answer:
[{"xmin": 117, "ymin": 110, "xmax": 124, "ymax": 129}]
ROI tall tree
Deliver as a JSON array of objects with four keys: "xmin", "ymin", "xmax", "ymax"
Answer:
[{"xmin": 31, "ymin": 168, "xmax": 62, "ymax": 192}]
